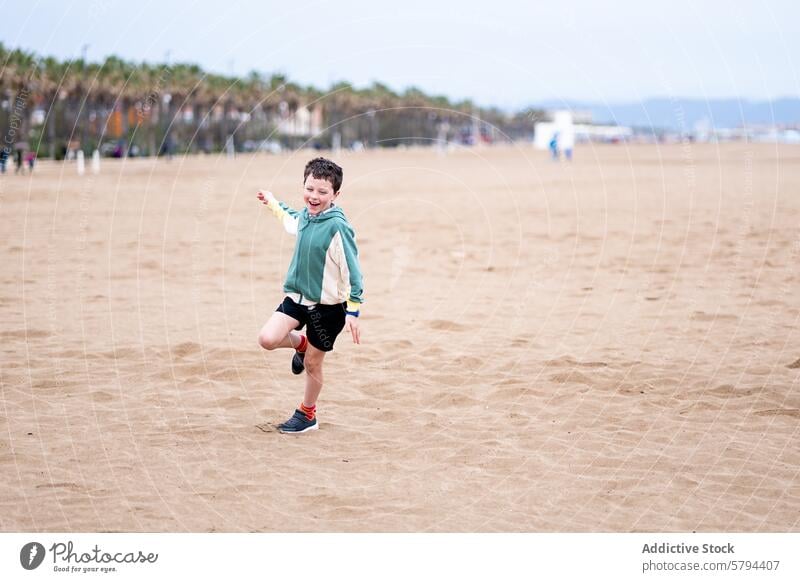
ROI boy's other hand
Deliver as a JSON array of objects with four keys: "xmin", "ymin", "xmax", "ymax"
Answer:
[
  {"xmin": 345, "ymin": 315, "xmax": 361, "ymax": 344},
  {"xmin": 256, "ymin": 190, "xmax": 275, "ymax": 206}
]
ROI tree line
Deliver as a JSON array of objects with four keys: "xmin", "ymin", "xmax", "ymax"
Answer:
[{"xmin": 1, "ymin": 44, "xmax": 542, "ymax": 159}]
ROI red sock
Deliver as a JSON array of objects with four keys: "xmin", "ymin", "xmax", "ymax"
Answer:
[
  {"xmin": 296, "ymin": 335, "xmax": 308, "ymax": 353},
  {"xmin": 300, "ymin": 402, "xmax": 316, "ymax": 421}
]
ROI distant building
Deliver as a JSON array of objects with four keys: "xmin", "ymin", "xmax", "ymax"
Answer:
[{"xmin": 534, "ymin": 109, "xmax": 632, "ymax": 149}]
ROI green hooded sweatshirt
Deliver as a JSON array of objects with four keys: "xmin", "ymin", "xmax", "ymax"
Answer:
[{"xmin": 267, "ymin": 199, "xmax": 364, "ymax": 312}]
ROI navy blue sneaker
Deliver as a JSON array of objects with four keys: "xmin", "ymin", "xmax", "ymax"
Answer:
[
  {"xmin": 291, "ymin": 351, "xmax": 305, "ymax": 375},
  {"xmin": 277, "ymin": 409, "xmax": 318, "ymax": 434}
]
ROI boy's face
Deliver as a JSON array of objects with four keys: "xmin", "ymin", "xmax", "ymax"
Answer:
[{"xmin": 303, "ymin": 175, "xmax": 339, "ymax": 215}]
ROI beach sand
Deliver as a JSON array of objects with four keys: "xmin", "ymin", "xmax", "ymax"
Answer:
[{"xmin": 1, "ymin": 143, "xmax": 799, "ymax": 532}]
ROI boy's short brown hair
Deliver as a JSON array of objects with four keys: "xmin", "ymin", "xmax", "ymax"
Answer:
[{"xmin": 304, "ymin": 157, "xmax": 343, "ymax": 192}]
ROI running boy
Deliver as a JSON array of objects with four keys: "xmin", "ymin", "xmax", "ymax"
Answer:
[{"xmin": 256, "ymin": 157, "xmax": 364, "ymax": 433}]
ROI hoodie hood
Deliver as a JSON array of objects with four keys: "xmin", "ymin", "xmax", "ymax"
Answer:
[{"xmin": 303, "ymin": 204, "xmax": 345, "ymax": 222}]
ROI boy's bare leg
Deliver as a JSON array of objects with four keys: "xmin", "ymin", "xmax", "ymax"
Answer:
[
  {"xmin": 257, "ymin": 311, "xmax": 304, "ymax": 351},
  {"xmin": 302, "ymin": 345, "xmax": 326, "ymax": 407}
]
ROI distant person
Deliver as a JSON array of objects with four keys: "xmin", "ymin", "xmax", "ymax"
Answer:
[
  {"xmin": 25, "ymin": 151, "xmax": 36, "ymax": 172},
  {"xmin": 255, "ymin": 157, "xmax": 364, "ymax": 434},
  {"xmin": 160, "ymin": 133, "xmax": 175, "ymax": 160},
  {"xmin": 66, "ymin": 140, "xmax": 80, "ymax": 160},
  {"xmin": 549, "ymin": 132, "xmax": 559, "ymax": 161},
  {"xmin": 0, "ymin": 147, "xmax": 8, "ymax": 174},
  {"xmin": 560, "ymin": 127, "xmax": 575, "ymax": 161},
  {"xmin": 14, "ymin": 142, "xmax": 28, "ymax": 174}
]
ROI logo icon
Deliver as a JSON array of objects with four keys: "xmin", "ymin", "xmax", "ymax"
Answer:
[{"xmin": 20, "ymin": 542, "xmax": 46, "ymax": 570}]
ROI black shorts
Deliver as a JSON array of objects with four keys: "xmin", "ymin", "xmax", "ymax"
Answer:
[{"xmin": 276, "ymin": 296, "xmax": 347, "ymax": 352}]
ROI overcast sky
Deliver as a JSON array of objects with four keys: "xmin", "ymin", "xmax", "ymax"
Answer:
[{"xmin": 2, "ymin": 0, "xmax": 798, "ymax": 109}]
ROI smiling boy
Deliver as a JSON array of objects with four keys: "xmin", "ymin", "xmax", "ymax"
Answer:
[{"xmin": 256, "ymin": 157, "xmax": 363, "ymax": 433}]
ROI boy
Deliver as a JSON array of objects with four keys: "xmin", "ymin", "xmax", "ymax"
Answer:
[{"xmin": 256, "ymin": 157, "xmax": 363, "ymax": 433}]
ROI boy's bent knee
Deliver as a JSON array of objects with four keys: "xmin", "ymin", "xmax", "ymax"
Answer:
[
  {"xmin": 304, "ymin": 353, "xmax": 325, "ymax": 372},
  {"xmin": 257, "ymin": 332, "xmax": 280, "ymax": 350}
]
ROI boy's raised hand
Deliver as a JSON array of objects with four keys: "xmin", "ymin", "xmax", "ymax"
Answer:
[
  {"xmin": 256, "ymin": 190, "xmax": 276, "ymax": 207},
  {"xmin": 345, "ymin": 315, "xmax": 361, "ymax": 344}
]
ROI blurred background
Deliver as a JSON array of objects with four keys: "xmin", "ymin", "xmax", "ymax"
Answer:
[{"xmin": 1, "ymin": 0, "xmax": 798, "ymax": 165}]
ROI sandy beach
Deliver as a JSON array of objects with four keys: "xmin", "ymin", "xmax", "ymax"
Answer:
[{"xmin": 1, "ymin": 143, "xmax": 799, "ymax": 532}]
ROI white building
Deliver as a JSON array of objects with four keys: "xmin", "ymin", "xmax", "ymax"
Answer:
[{"xmin": 534, "ymin": 109, "xmax": 632, "ymax": 149}]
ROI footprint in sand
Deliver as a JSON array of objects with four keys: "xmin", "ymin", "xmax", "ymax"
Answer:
[
  {"xmin": 428, "ymin": 319, "xmax": 468, "ymax": 331},
  {"xmin": 549, "ymin": 371, "xmax": 594, "ymax": 385},
  {"xmin": 691, "ymin": 311, "xmax": 739, "ymax": 322},
  {"xmin": 0, "ymin": 329, "xmax": 50, "ymax": 340},
  {"xmin": 755, "ymin": 408, "xmax": 800, "ymax": 418},
  {"xmin": 92, "ymin": 391, "xmax": 115, "ymax": 403},
  {"xmin": 545, "ymin": 356, "xmax": 608, "ymax": 368},
  {"xmin": 172, "ymin": 341, "xmax": 203, "ymax": 358},
  {"xmin": 35, "ymin": 482, "xmax": 84, "ymax": 491},
  {"xmin": 707, "ymin": 384, "xmax": 758, "ymax": 398}
]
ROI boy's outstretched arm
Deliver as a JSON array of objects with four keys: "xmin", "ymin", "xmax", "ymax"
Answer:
[{"xmin": 257, "ymin": 190, "xmax": 299, "ymax": 235}]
